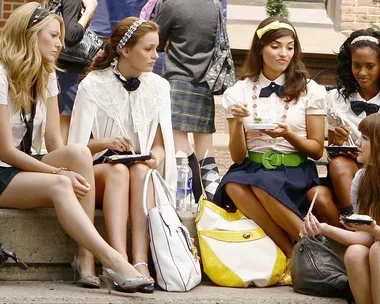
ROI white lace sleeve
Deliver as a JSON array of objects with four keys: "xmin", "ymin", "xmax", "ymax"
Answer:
[{"xmin": 68, "ymin": 82, "xmax": 97, "ymax": 146}]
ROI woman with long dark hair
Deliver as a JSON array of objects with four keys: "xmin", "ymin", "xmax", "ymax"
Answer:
[
  {"xmin": 303, "ymin": 113, "xmax": 380, "ymax": 304},
  {"xmin": 213, "ymin": 16, "xmax": 326, "ymax": 259}
]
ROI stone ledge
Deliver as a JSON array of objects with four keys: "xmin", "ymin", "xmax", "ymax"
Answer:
[{"xmin": 0, "ymin": 208, "xmax": 197, "ymax": 281}]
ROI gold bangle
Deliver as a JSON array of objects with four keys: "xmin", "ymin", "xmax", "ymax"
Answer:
[{"xmin": 51, "ymin": 167, "xmax": 69, "ymax": 174}]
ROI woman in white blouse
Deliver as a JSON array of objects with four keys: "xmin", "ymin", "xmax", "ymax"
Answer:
[
  {"xmin": 307, "ymin": 28, "xmax": 380, "ymax": 228},
  {"xmin": 213, "ymin": 17, "xmax": 326, "ymax": 259},
  {"xmin": 68, "ymin": 17, "xmax": 176, "ymax": 293},
  {"xmin": 0, "ymin": 2, "xmax": 151, "ymax": 293}
]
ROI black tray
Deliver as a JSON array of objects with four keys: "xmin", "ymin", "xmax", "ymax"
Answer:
[
  {"xmin": 325, "ymin": 145, "xmax": 358, "ymax": 153},
  {"xmin": 105, "ymin": 154, "xmax": 152, "ymax": 164},
  {"xmin": 342, "ymin": 216, "xmax": 373, "ymax": 225}
]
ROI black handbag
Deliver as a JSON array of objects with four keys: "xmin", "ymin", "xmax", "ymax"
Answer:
[
  {"xmin": 50, "ymin": 0, "xmax": 103, "ymax": 65},
  {"xmin": 205, "ymin": 0, "xmax": 236, "ymax": 95},
  {"xmin": 291, "ymin": 235, "xmax": 351, "ymax": 299}
]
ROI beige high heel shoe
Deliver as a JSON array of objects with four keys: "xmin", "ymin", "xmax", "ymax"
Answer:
[
  {"xmin": 71, "ymin": 254, "xmax": 100, "ymax": 289},
  {"xmin": 99, "ymin": 267, "xmax": 152, "ymax": 293}
]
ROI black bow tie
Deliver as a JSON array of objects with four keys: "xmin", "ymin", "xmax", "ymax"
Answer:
[
  {"xmin": 350, "ymin": 100, "xmax": 380, "ymax": 116},
  {"xmin": 113, "ymin": 72, "xmax": 140, "ymax": 92},
  {"xmin": 259, "ymin": 82, "xmax": 285, "ymax": 98}
]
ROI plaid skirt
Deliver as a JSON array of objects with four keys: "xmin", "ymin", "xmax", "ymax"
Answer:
[{"xmin": 169, "ymin": 80, "xmax": 216, "ymax": 133}]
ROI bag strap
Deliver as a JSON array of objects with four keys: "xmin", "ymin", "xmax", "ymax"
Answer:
[
  {"xmin": 142, "ymin": 169, "xmax": 176, "ymax": 216},
  {"xmin": 142, "ymin": 168, "xmax": 154, "ymax": 216},
  {"xmin": 151, "ymin": 169, "xmax": 176, "ymax": 209},
  {"xmin": 212, "ymin": 0, "xmax": 227, "ymax": 42}
]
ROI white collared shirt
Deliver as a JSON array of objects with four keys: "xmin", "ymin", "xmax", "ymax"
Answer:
[
  {"xmin": 327, "ymin": 89, "xmax": 380, "ymax": 143},
  {"xmin": 222, "ymin": 72, "xmax": 327, "ymax": 153}
]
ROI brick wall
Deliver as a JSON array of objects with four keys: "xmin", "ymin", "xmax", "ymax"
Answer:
[
  {"xmin": 0, "ymin": 0, "xmax": 41, "ymax": 28},
  {"xmin": 328, "ymin": 0, "xmax": 380, "ymax": 32}
]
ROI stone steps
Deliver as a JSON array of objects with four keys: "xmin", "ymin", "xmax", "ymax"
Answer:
[
  {"xmin": 0, "ymin": 208, "xmax": 197, "ymax": 281},
  {"xmin": 0, "ymin": 281, "xmax": 346, "ymax": 303}
]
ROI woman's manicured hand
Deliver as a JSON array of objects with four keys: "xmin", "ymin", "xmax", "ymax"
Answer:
[
  {"xmin": 230, "ymin": 103, "xmax": 250, "ymax": 123},
  {"xmin": 262, "ymin": 122, "xmax": 290, "ymax": 138},
  {"xmin": 344, "ymin": 220, "xmax": 377, "ymax": 234},
  {"xmin": 57, "ymin": 170, "xmax": 90, "ymax": 200},
  {"xmin": 302, "ymin": 213, "xmax": 327, "ymax": 236},
  {"xmin": 107, "ymin": 136, "xmax": 133, "ymax": 152},
  {"xmin": 333, "ymin": 124, "xmax": 351, "ymax": 146}
]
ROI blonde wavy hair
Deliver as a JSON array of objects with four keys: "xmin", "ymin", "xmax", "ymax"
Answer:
[{"xmin": 0, "ymin": 2, "xmax": 64, "ymax": 113}]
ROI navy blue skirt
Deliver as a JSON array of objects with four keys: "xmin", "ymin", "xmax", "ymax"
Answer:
[{"xmin": 213, "ymin": 158, "xmax": 319, "ymax": 218}]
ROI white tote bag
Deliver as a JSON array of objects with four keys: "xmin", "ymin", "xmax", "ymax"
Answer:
[{"xmin": 143, "ymin": 169, "xmax": 202, "ymax": 292}]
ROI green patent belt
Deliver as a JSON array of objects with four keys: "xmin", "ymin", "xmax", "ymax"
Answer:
[{"xmin": 248, "ymin": 150, "xmax": 307, "ymax": 169}]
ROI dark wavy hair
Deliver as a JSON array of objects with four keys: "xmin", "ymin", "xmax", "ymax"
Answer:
[
  {"xmin": 357, "ymin": 113, "xmax": 380, "ymax": 222},
  {"xmin": 87, "ymin": 17, "xmax": 159, "ymax": 73},
  {"xmin": 239, "ymin": 16, "xmax": 309, "ymax": 101},
  {"xmin": 336, "ymin": 28, "xmax": 380, "ymax": 101}
]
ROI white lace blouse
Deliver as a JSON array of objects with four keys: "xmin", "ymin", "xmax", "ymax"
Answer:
[
  {"xmin": 222, "ymin": 73, "xmax": 327, "ymax": 153},
  {"xmin": 68, "ymin": 66, "xmax": 177, "ymax": 190}
]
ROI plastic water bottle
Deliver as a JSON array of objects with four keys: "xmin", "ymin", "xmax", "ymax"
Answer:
[{"xmin": 176, "ymin": 158, "xmax": 193, "ymax": 211}]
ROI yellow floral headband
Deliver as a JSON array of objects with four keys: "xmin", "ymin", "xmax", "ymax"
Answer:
[{"xmin": 256, "ymin": 21, "xmax": 296, "ymax": 39}]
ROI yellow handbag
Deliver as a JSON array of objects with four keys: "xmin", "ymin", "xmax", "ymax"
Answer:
[{"xmin": 195, "ymin": 197, "xmax": 289, "ymax": 287}]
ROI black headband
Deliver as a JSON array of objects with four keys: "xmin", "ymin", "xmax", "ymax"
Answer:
[{"xmin": 27, "ymin": 7, "xmax": 51, "ymax": 29}]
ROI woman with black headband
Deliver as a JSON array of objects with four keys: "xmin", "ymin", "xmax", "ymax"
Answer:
[
  {"xmin": 68, "ymin": 16, "xmax": 176, "ymax": 293},
  {"xmin": 0, "ymin": 2, "xmax": 151, "ymax": 293}
]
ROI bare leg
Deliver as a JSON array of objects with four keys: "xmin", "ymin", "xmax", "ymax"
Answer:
[
  {"xmin": 225, "ymin": 182, "xmax": 294, "ymax": 258},
  {"xmin": 193, "ymin": 133, "xmax": 214, "ymax": 160},
  {"xmin": 94, "ymin": 163, "xmax": 130, "ymax": 261},
  {"xmin": 329, "ymin": 156, "xmax": 358, "ymax": 210},
  {"xmin": 173, "ymin": 129, "xmax": 192, "ymax": 155},
  {"xmin": 129, "ymin": 163, "xmax": 154, "ymax": 277},
  {"xmin": 307, "ymin": 186, "xmax": 342, "ymax": 228},
  {"xmin": 59, "ymin": 115, "xmax": 71, "ymax": 145},
  {"xmin": 0, "ymin": 171, "xmax": 141, "ymax": 279},
  {"xmin": 344, "ymin": 244, "xmax": 372, "ymax": 304},
  {"xmin": 41, "ymin": 144, "xmax": 95, "ymax": 276},
  {"xmin": 369, "ymin": 242, "xmax": 380, "ymax": 304},
  {"xmin": 252, "ymin": 187, "xmax": 303, "ymax": 243}
]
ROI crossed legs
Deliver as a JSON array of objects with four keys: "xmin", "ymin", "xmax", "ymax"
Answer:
[
  {"xmin": 0, "ymin": 144, "xmax": 141, "ymax": 279},
  {"xmin": 225, "ymin": 182, "xmax": 302, "ymax": 258}
]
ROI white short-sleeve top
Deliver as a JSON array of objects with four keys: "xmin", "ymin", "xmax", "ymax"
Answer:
[
  {"xmin": 0, "ymin": 63, "xmax": 59, "ymax": 167},
  {"xmin": 350, "ymin": 168, "xmax": 364, "ymax": 212},
  {"xmin": 222, "ymin": 72, "xmax": 327, "ymax": 153},
  {"xmin": 327, "ymin": 89, "xmax": 380, "ymax": 143}
]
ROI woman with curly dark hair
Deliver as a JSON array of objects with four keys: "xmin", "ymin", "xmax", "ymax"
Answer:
[
  {"xmin": 307, "ymin": 28, "xmax": 380, "ymax": 227},
  {"xmin": 213, "ymin": 16, "xmax": 326, "ymax": 261}
]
